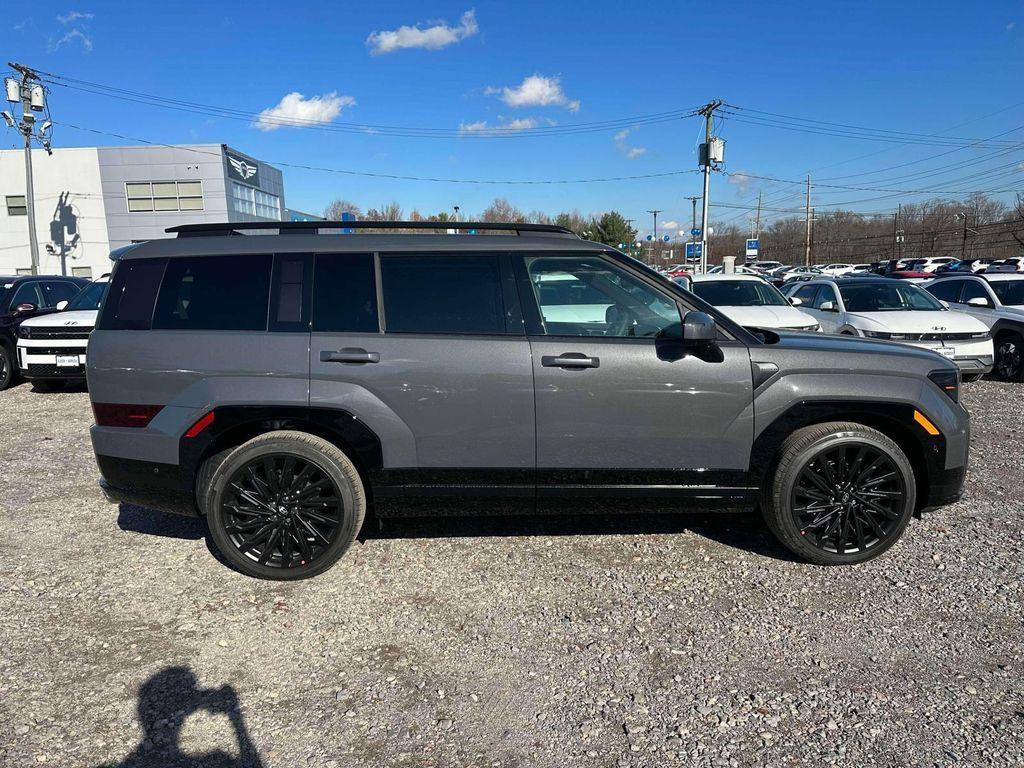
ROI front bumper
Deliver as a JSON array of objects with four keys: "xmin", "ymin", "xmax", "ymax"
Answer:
[
  {"xmin": 906, "ymin": 338, "xmax": 994, "ymax": 375},
  {"xmin": 17, "ymin": 340, "xmax": 88, "ymax": 379}
]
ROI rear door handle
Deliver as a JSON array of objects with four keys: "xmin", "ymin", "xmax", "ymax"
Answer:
[
  {"xmin": 320, "ymin": 348, "xmax": 380, "ymax": 364},
  {"xmin": 541, "ymin": 353, "xmax": 600, "ymax": 369}
]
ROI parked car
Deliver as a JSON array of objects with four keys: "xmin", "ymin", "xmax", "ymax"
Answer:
[
  {"xmin": 0, "ymin": 274, "xmax": 90, "ymax": 390},
  {"xmin": 746, "ymin": 260, "xmax": 784, "ymax": 273},
  {"xmin": 925, "ymin": 274, "xmax": 1024, "ymax": 381},
  {"xmin": 912, "ymin": 257, "xmax": 960, "ymax": 273},
  {"xmin": 88, "ymin": 220, "xmax": 969, "ymax": 578},
  {"xmin": 887, "ymin": 270, "xmax": 936, "ymax": 281},
  {"xmin": 819, "ymin": 263, "xmax": 857, "ymax": 276},
  {"xmin": 986, "ymin": 258, "xmax": 1024, "ymax": 274},
  {"xmin": 669, "ymin": 274, "xmax": 693, "ymax": 291},
  {"xmin": 705, "ymin": 264, "xmax": 762, "ymax": 275},
  {"xmin": 780, "ymin": 277, "xmax": 993, "ymax": 379},
  {"xmin": 17, "ymin": 276, "xmax": 109, "ymax": 391},
  {"xmin": 689, "ymin": 275, "xmax": 819, "ymax": 332}
]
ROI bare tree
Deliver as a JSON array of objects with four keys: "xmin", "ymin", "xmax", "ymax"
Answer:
[
  {"xmin": 480, "ymin": 198, "xmax": 526, "ymax": 223},
  {"xmin": 323, "ymin": 199, "xmax": 362, "ymax": 220}
]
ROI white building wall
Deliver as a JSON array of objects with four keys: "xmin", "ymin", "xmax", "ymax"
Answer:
[{"xmin": 0, "ymin": 147, "xmax": 112, "ymax": 277}]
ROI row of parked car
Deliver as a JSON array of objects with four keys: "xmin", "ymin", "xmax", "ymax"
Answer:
[{"xmin": 678, "ymin": 270, "xmax": 1024, "ymax": 381}]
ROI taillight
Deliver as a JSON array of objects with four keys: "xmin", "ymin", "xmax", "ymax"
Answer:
[
  {"xmin": 927, "ymin": 369, "xmax": 960, "ymax": 403},
  {"xmin": 92, "ymin": 402, "xmax": 164, "ymax": 428}
]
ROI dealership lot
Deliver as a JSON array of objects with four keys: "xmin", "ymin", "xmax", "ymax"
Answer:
[{"xmin": 1, "ymin": 381, "xmax": 1022, "ymax": 767}]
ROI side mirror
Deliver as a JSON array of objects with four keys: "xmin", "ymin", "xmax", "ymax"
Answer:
[
  {"xmin": 819, "ymin": 300, "xmax": 836, "ymax": 312},
  {"xmin": 56, "ymin": 300, "xmax": 69, "ymax": 311},
  {"xmin": 14, "ymin": 302, "xmax": 37, "ymax": 314},
  {"xmin": 966, "ymin": 296, "xmax": 991, "ymax": 308},
  {"xmin": 682, "ymin": 310, "xmax": 717, "ymax": 345},
  {"xmin": 789, "ymin": 296, "xmax": 803, "ymax": 306}
]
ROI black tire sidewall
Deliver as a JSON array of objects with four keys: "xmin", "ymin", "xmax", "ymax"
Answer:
[
  {"xmin": 0, "ymin": 346, "xmax": 14, "ymax": 390},
  {"xmin": 995, "ymin": 334, "xmax": 1023, "ymax": 382},
  {"xmin": 772, "ymin": 428, "xmax": 916, "ymax": 565},
  {"xmin": 206, "ymin": 435, "xmax": 363, "ymax": 580}
]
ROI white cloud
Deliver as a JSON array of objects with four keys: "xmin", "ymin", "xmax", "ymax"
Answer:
[
  {"xmin": 458, "ymin": 117, "xmax": 542, "ymax": 134},
  {"xmin": 613, "ymin": 127, "xmax": 646, "ymax": 159},
  {"xmin": 726, "ymin": 171, "xmax": 753, "ymax": 195},
  {"xmin": 1008, "ymin": 21, "xmax": 1017, "ymax": 30},
  {"xmin": 51, "ymin": 28, "xmax": 92, "ymax": 51},
  {"xmin": 254, "ymin": 92, "xmax": 356, "ymax": 131},
  {"xmin": 486, "ymin": 75, "xmax": 580, "ymax": 112},
  {"xmin": 13, "ymin": 18, "xmax": 32, "ymax": 32},
  {"xmin": 660, "ymin": 220, "xmax": 680, "ymax": 230},
  {"xmin": 57, "ymin": 11, "xmax": 93, "ymax": 24},
  {"xmin": 367, "ymin": 9, "xmax": 478, "ymax": 55}
]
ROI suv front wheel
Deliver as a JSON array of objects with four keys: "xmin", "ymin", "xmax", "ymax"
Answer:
[
  {"xmin": 762, "ymin": 422, "xmax": 916, "ymax": 565},
  {"xmin": 203, "ymin": 431, "xmax": 367, "ymax": 580}
]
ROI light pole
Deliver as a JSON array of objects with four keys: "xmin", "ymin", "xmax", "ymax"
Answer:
[
  {"xmin": 3, "ymin": 62, "xmax": 52, "ymax": 275},
  {"xmin": 646, "ymin": 209, "xmax": 662, "ymax": 265}
]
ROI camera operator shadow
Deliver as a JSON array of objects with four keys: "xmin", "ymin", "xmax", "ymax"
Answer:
[{"xmin": 99, "ymin": 666, "xmax": 265, "ymax": 768}]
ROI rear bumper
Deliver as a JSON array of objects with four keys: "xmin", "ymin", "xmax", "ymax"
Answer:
[{"xmin": 96, "ymin": 454, "xmax": 199, "ymax": 517}]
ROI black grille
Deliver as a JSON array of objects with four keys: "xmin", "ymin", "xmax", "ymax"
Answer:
[
  {"xmin": 26, "ymin": 363, "xmax": 86, "ymax": 377},
  {"xmin": 22, "ymin": 326, "xmax": 93, "ymax": 339},
  {"xmin": 918, "ymin": 332, "xmax": 982, "ymax": 342},
  {"xmin": 22, "ymin": 347, "xmax": 85, "ymax": 356}
]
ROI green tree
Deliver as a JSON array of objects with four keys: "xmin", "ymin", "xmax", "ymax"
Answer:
[{"xmin": 592, "ymin": 211, "xmax": 636, "ymax": 248}]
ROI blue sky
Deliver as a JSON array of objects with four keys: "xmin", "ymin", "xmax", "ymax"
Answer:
[{"xmin": 5, "ymin": 0, "xmax": 1024, "ymax": 236}]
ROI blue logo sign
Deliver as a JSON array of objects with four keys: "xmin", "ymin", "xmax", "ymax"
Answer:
[
  {"xmin": 646, "ymin": 235, "xmax": 653, "ymax": 241},
  {"xmin": 745, "ymin": 238, "xmax": 760, "ymax": 255},
  {"xmin": 691, "ymin": 228, "xmax": 702, "ymax": 236},
  {"xmin": 663, "ymin": 234, "xmax": 671, "ymax": 242},
  {"xmin": 685, "ymin": 242, "xmax": 703, "ymax": 259}
]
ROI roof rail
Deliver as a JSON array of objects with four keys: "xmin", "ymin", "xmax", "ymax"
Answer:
[{"xmin": 166, "ymin": 220, "xmax": 578, "ymax": 238}]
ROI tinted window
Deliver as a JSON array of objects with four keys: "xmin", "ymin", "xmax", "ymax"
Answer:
[
  {"xmin": 692, "ymin": 279, "xmax": 788, "ymax": 307},
  {"xmin": 98, "ymin": 259, "xmax": 167, "ymax": 330},
  {"xmin": 791, "ymin": 284, "xmax": 819, "ymax": 306},
  {"xmin": 42, "ymin": 281, "xmax": 81, "ymax": 307},
  {"xmin": 960, "ymin": 280, "xmax": 991, "ymax": 304},
  {"xmin": 270, "ymin": 254, "xmax": 312, "ymax": 332},
  {"xmin": 526, "ymin": 255, "xmax": 680, "ymax": 338},
  {"xmin": 67, "ymin": 281, "xmax": 108, "ymax": 311},
  {"xmin": 312, "ymin": 253, "xmax": 378, "ymax": 333},
  {"xmin": 9, "ymin": 282, "xmax": 42, "ymax": 308},
  {"xmin": 813, "ymin": 285, "xmax": 838, "ymax": 309},
  {"xmin": 153, "ymin": 255, "xmax": 271, "ymax": 331},
  {"xmin": 381, "ymin": 255, "xmax": 504, "ymax": 335},
  {"xmin": 990, "ymin": 280, "xmax": 1024, "ymax": 306},
  {"xmin": 839, "ymin": 282, "xmax": 944, "ymax": 312},
  {"xmin": 925, "ymin": 279, "xmax": 963, "ymax": 303}
]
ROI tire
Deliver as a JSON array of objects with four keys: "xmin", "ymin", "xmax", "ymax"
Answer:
[
  {"xmin": 0, "ymin": 346, "xmax": 15, "ymax": 391},
  {"xmin": 761, "ymin": 421, "xmax": 916, "ymax": 565},
  {"xmin": 993, "ymin": 332, "xmax": 1023, "ymax": 382},
  {"xmin": 204, "ymin": 431, "xmax": 366, "ymax": 580}
]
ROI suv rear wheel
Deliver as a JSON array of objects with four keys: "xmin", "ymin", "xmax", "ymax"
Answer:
[
  {"xmin": 994, "ymin": 332, "xmax": 1023, "ymax": 381},
  {"xmin": 203, "ymin": 431, "xmax": 366, "ymax": 580},
  {"xmin": 762, "ymin": 422, "xmax": 916, "ymax": 565}
]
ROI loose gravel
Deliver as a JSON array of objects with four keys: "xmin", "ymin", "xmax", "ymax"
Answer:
[{"xmin": 0, "ymin": 379, "xmax": 1021, "ymax": 767}]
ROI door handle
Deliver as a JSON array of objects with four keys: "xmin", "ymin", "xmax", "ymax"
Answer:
[
  {"xmin": 542, "ymin": 353, "xmax": 600, "ymax": 369},
  {"xmin": 320, "ymin": 348, "xmax": 380, "ymax": 364}
]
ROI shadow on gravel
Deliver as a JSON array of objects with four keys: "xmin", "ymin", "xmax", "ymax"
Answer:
[
  {"xmin": 98, "ymin": 666, "xmax": 265, "ymax": 768},
  {"xmin": 365, "ymin": 510, "xmax": 799, "ymax": 562},
  {"xmin": 116, "ymin": 504, "xmax": 237, "ymax": 571}
]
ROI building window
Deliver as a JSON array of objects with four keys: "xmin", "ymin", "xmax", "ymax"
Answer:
[
  {"xmin": 125, "ymin": 181, "xmax": 204, "ymax": 213},
  {"xmin": 6, "ymin": 195, "xmax": 27, "ymax": 216},
  {"xmin": 231, "ymin": 182, "xmax": 281, "ymax": 220},
  {"xmin": 15, "ymin": 268, "xmax": 33, "ymax": 276},
  {"xmin": 72, "ymin": 266, "xmax": 93, "ymax": 278}
]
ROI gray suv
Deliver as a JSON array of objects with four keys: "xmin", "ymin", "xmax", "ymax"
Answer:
[{"xmin": 88, "ymin": 221, "xmax": 969, "ymax": 579}]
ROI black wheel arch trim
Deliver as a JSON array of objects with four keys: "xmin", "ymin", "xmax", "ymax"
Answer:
[
  {"xmin": 748, "ymin": 400, "xmax": 949, "ymax": 513},
  {"xmin": 991, "ymin": 319, "xmax": 1024, "ymax": 339}
]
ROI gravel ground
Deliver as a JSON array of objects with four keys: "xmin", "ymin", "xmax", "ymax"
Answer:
[{"xmin": 0, "ymin": 379, "xmax": 1022, "ymax": 768}]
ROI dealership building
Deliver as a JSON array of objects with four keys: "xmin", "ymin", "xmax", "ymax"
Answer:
[{"xmin": 0, "ymin": 143, "xmax": 286, "ymax": 278}]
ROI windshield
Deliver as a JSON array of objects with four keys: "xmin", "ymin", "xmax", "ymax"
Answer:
[
  {"xmin": 692, "ymin": 279, "xmax": 789, "ymax": 307},
  {"xmin": 991, "ymin": 280, "xmax": 1024, "ymax": 306},
  {"xmin": 839, "ymin": 281, "xmax": 944, "ymax": 312},
  {"xmin": 66, "ymin": 281, "xmax": 107, "ymax": 311}
]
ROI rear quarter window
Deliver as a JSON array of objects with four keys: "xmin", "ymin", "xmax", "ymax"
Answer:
[
  {"xmin": 97, "ymin": 259, "xmax": 169, "ymax": 330},
  {"xmin": 152, "ymin": 254, "xmax": 272, "ymax": 331}
]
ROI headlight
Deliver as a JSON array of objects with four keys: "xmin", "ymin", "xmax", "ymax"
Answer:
[
  {"xmin": 970, "ymin": 331, "xmax": 991, "ymax": 340},
  {"xmin": 16, "ymin": 325, "xmax": 31, "ymax": 339},
  {"xmin": 792, "ymin": 323, "xmax": 820, "ymax": 332},
  {"xmin": 862, "ymin": 330, "xmax": 891, "ymax": 339}
]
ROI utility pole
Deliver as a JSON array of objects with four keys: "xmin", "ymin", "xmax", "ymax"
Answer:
[
  {"xmin": 754, "ymin": 191, "xmax": 762, "ymax": 239},
  {"xmin": 647, "ymin": 209, "xmax": 662, "ymax": 264},
  {"xmin": 624, "ymin": 218, "xmax": 636, "ymax": 256},
  {"xmin": 3, "ymin": 63, "xmax": 52, "ymax": 275},
  {"xmin": 697, "ymin": 100, "xmax": 724, "ymax": 274},
  {"xmin": 804, "ymin": 174, "xmax": 812, "ymax": 266}
]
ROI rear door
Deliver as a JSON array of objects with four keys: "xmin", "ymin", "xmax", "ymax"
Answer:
[
  {"xmin": 308, "ymin": 252, "xmax": 535, "ymax": 483},
  {"xmin": 517, "ymin": 253, "xmax": 754, "ymax": 505}
]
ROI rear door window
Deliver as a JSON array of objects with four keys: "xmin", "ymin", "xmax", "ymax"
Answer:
[
  {"xmin": 312, "ymin": 253, "xmax": 379, "ymax": 333},
  {"xmin": 9, "ymin": 282, "xmax": 43, "ymax": 309},
  {"xmin": 380, "ymin": 255, "xmax": 505, "ymax": 335},
  {"xmin": 152, "ymin": 254, "xmax": 272, "ymax": 331},
  {"xmin": 41, "ymin": 281, "xmax": 81, "ymax": 307}
]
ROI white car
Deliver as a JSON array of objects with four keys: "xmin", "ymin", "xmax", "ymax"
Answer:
[
  {"xmin": 690, "ymin": 274, "xmax": 820, "ymax": 332},
  {"xmin": 819, "ymin": 263, "xmax": 857, "ymax": 276},
  {"xmin": 17, "ymin": 277, "xmax": 109, "ymax": 390},
  {"xmin": 747, "ymin": 260, "xmax": 784, "ymax": 273},
  {"xmin": 924, "ymin": 274, "xmax": 1024, "ymax": 381},
  {"xmin": 986, "ymin": 258, "xmax": 1024, "ymax": 274},
  {"xmin": 781, "ymin": 277, "xmax": 993, "ymax": 379},
  {"xmin": 912, "ymin": 257, "xmax": 959, "ymax": 273},
  {"xmin": 706, "ymin": 264, "xmax": 762, "ymax": 275}
]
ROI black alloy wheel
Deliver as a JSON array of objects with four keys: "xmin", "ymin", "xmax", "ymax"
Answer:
[
  {"xmin": 995, "ymin": 336, "xmax": 1022, "ymax": 381},
  {"xmin": 791, "ymin": 443, "xmax": 906, "ymax": 555},
  {"xmin": 222, "ymin": 454, "xmax": 344, "ymax": 569}
]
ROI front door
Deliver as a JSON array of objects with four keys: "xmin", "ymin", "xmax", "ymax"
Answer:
[
  {"xmin": 308, "ymin": 252, "xmax": 535, "ymax": 502},
  {"xmin": 518, "ymin": 254, "xmax": 755, "ymax": 506}
]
